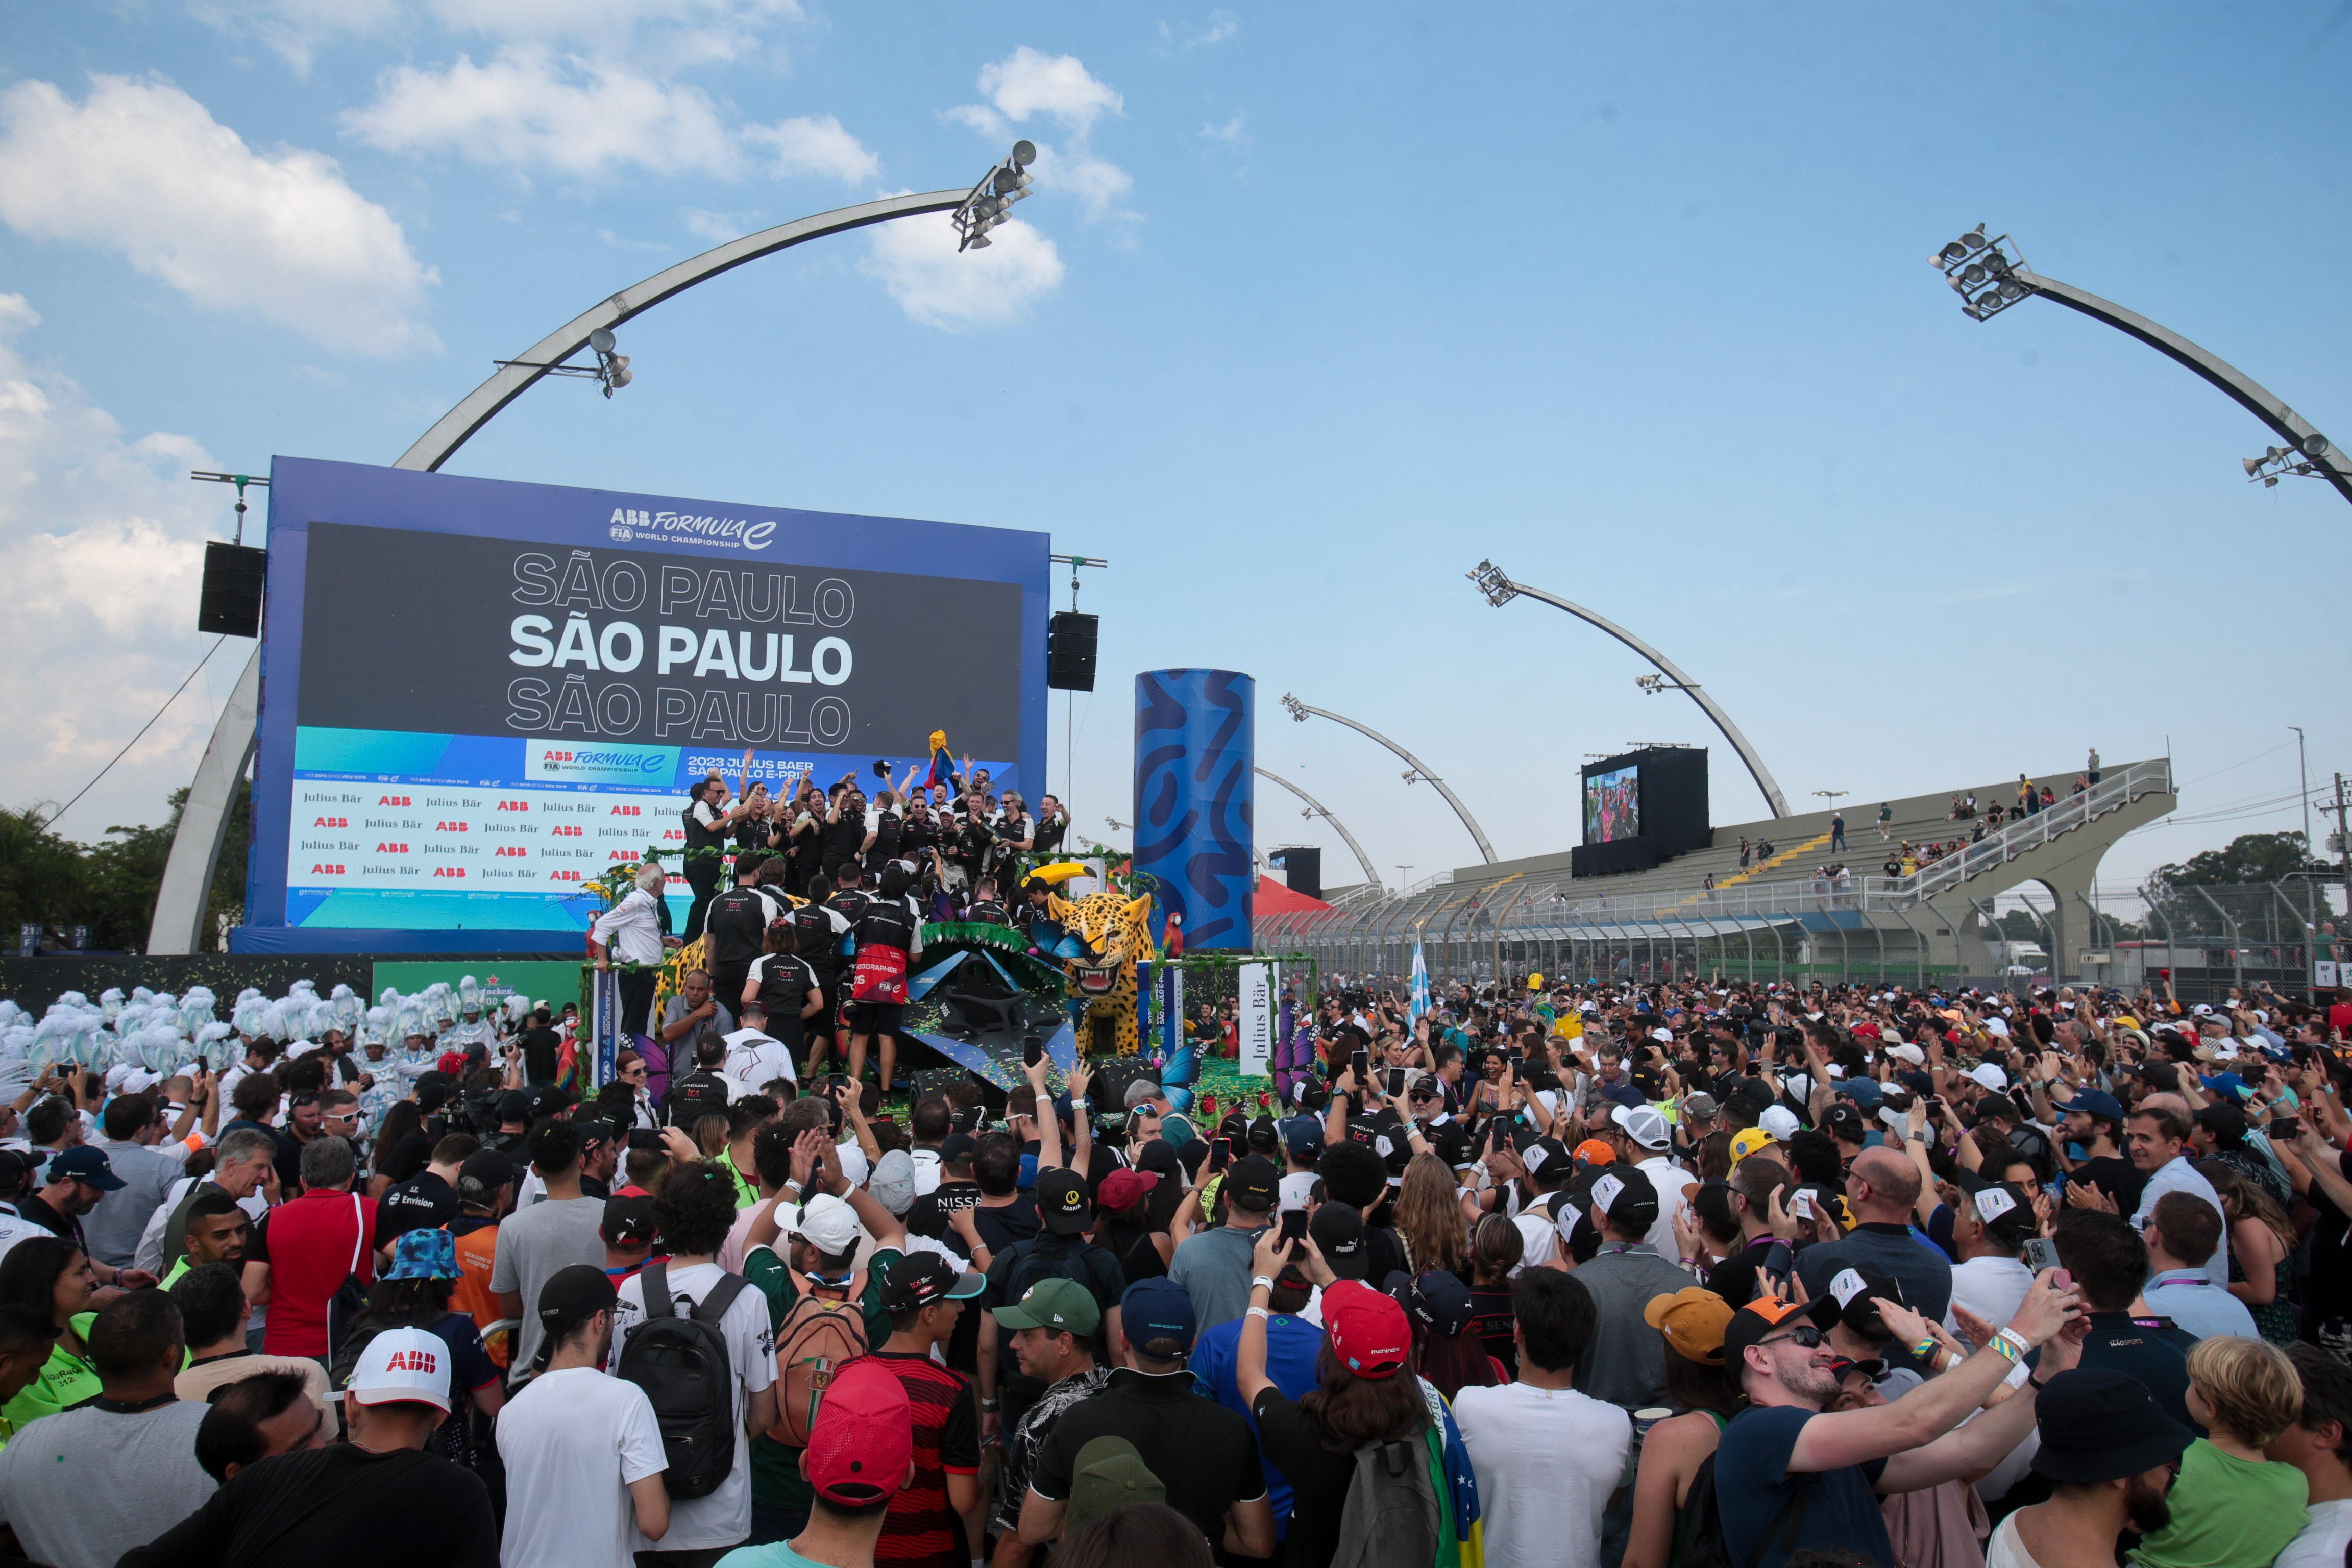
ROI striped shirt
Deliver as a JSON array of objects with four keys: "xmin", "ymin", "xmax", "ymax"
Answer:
[{"xmin": 856, "ymin": 1350, "xmax": 979, "ymax": 1568}]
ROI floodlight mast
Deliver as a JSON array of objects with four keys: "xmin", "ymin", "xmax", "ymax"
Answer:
[
  {"xmin": 1279, "ymin": 694, "xmax": 1499, "ymax": 864},
  {"xmin": 149, "ymin": 162, "xmax": 1035, "ymax": 955},
  {"xmin": 1931, "ymin": 225, "xmax": 2351, "ymax": 508},
  {"xmin": 1469, "ymin": 559, "xmax": 1790, "ymax": 819},
  {"xmin": 1255, "ymin": 767, "xmax": 1384, "ymax": 891}
]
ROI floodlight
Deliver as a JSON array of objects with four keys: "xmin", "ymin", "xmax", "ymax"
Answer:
[
  {"xmin": 993, "ymin": 169, "xmax": 1020, "ymax": 195},
  {"xmin": 589, "ymin": 328, "xmax": 617, "ymax": 354},
  {"xmin": 1938, "ymin": 242, "xmax": 1967, "ymax": 266},
  {"xmin": 1012, "ymin": 140, "xmax": 1037, "ymax": 167},
  {"xmin": 1281, "ymin": 693, "xmax": 1308, "ymax": 722},
  {"xmin": 2305, "ymin": 433, "xmax": 2333, "ymax": 458},
  {"xmin": 1467, "ymin": 559, "xmax": 1517, "ymax": 607},
  {"xmin": 2245, "ymin": 456, "xmax": 2266, "ymax": 476},
  {"xmin": 1961, "ymin": 229, "xmax": 1987, "ymax": 249}
]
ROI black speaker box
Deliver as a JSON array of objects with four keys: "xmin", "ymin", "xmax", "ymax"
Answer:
[
  {"xmin": 198, "ymin": 543, "xmax": 268, "ymax": 638},
  {"xmin": 1047, "ymin": 611, "xmax": 1097, "ymax": 691}
]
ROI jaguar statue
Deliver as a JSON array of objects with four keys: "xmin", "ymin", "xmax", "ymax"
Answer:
[{"xmin": 1045, "ymin": 888, "xmax": 1154, "ymax": 1057}]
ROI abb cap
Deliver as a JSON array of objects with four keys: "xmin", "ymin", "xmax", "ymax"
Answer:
[
  {"xmin": 349, "ymin": 1325, "xmax": 452, "ymax": 1413},
  {"xmin": 804, "ymin": 1358, "xmax": 915, "ymax": 1505}
]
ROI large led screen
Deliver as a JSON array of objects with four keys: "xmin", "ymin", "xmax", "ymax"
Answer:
[
  {"xmin": 244, "ymin": 459, "xmax": 1049, "ymax": 948},
  {"xmin": 1583, "ymin": 764, "xmax": 1641, "ymax": 845}
]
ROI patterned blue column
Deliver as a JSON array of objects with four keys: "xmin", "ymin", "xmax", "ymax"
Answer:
[{"xmin": 1133, "ymin": 669, "xmax": 1254, "ymax": 951}]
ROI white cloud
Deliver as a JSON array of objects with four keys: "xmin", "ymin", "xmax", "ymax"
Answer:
[
  {"xmin": 346, "ymin": 50, "xmax": 740, "ymax": 176},
  {"xmin": 683, "ymin": 207, "xmax": 761, "ymax": 243},
  {"xmin": 861, "ymin": 212, "xmax": 1063, "ymax": 331},
  {"xmin": 347, "ymin": 50, "xmax": 878, "ymax": 185},
  {"xmin": 186, "ymin": 0, "xmax": 402, "ymax": 74},
  {"xmin": 0, "ymin": 76, "xmax": 437, "ymax": 357},
  {"xmin": 954, "ymin": 49, "xmax": 1136, "ymax": 228},
  {"xmin": 427, "ymin": 0, "xmax": 803, "ymax": 67},
  {"xmin": 0, "ymin": 298, "xmax": 231, "ymax": 832},
  {"xmin": 743, "ymin": 114, "xmax": 880, "ymax": 184},
  {"xmin": 1201, "ymin": 112, "xmax": 1248, "ymax": 144},
  {"xmin": 1159, "ymin": 10, "xmax": 1239, "ymax": 50},
  {"xmin": 976, "ymin": 47, "xmax": 1124, "ymax": 135}
]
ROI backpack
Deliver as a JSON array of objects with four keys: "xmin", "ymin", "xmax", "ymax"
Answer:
[
  {"xmin": 615, "ymin": 1260, "xmax": 752, "ymax": 1499},
  {"xmin": 996, "ymin": 1238, "xmax": 1115, "ymax": 1359},
  {"xmin": 1675, "ymin": 1442, "xmax": 1812, "ymax": 1568},
  {"xmin": 1330, "ymin": 1437, "xmax": 1440, "ymax": 1568},
  {"xmin": 768, "ymin": 1282, "xmax": 869, "ymax": 1447}
]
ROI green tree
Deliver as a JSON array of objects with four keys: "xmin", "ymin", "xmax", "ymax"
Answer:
[{"xmin": 0, "ymin": 786, "xmax": 251, "ymax": 954}]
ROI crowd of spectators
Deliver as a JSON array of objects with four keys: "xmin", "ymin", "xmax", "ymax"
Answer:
[{"xmin": 2, "ymin": 967, "xmax": 2352, "ymax": 1568}]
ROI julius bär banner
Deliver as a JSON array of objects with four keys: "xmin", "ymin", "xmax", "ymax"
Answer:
[{"xmin": 247, "ymin": 458, "xmax": 1049, "ymax": 945}]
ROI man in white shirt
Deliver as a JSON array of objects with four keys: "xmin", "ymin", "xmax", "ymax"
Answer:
[
  {"xmin": 499, "ymin": 1264, "xmax": 670, "ymax": 1568},
  {"xmin": 613, "ymin": 1160, "xmax": 778, "ymax": 1558},
  {"xmin": 2271, "ymin": 1344, "xmax": 2352, "ymax": 1568},
  {"xmin": 1450, "ymin": 1269, "xmax": 1631, "ymax": 1568},
  {"xmin": 721, "ymin": 1013, "xmax": 796, "ymax": 1095},
  {"xmin": 591, "ymin": 863, "xmax": 678, "ymax": 1038},
  {"xmin": 1607, "ymin": 1105, "xmax": 1696, "ymax": 1258}
]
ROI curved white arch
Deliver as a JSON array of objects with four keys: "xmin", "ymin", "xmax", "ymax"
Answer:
[{"xmin": 1255, "ymin": 766, "xmax": 1383, "ymax": 891}]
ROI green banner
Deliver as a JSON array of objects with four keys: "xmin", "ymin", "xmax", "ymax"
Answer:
[{"xmin": 369, "ymin": 960, "xmax": 584, "ymax": 1018}]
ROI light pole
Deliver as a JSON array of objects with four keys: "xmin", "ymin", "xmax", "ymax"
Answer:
[
  {"xmin": 1279, "ymin": 693, "xmax": 1498, "ymax": 864},
  {"xmin": 1930, "ymin": 225, "xmax": 2350, "ymax": 507},
  {"xmin": 1469, "ymin": 560, "xmax": 1790, "ymax": 819},
  {"xmin": 149, "ymin": 150, "xmax": 1040, "ymax": 954},
  {"xmin": 1255, "ymin": 766, "xmax": 1383, "ymax": 892},
  {"xmin": 2293, "ymin": 727, "xmax": 2312, "ymax": 863}
]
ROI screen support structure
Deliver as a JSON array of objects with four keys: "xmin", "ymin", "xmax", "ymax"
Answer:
[
  {"xmin": 1470, "ymin": 561, "xmax": 1790, "ymax": 820},
  {"xmin": 148, "ymin": 189, "xmax": 975, "ymax": 954}
]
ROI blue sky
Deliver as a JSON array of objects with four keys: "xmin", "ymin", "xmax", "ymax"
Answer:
[{"xmin": 3, "ymin": 2, "xmax": 2348, "ymax": 909}]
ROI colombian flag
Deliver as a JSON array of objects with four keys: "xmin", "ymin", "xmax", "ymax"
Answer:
[{"xmin": 922, "ymin": 729, "xmax": 956, "ymax": 791}]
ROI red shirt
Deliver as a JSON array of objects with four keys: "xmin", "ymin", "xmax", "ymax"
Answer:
[{"xmin": 249, "ymin": 1188, "xmax": 378, "ymax": 1356}]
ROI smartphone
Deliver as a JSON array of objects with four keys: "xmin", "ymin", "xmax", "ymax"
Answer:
[
  {"xmin": 1351, "ymin": 1049, "xmax": 1370, "ymax": 1082},
  {"xmin": 1386, "ymin": 1068, "xmax": 1407, "ymax": 1097},
  {"xmin": 827, "ymin": 1074, "xmax": 849, "ymax": 1095},
  {"xmin": 2021, "ymin": 1237, "xmax": 2060, "ymax": 1273},
  {"xmin": 1279, "ymin": 1208, "xmax": 1308, "ymax": 1244},
  {"xmin": 2270, "ymin": 1115, "xmax": 2302, "ymax": 1141},
  {"xmin": 1507, "ymin": 1045, "xmax": 1524, "ymax": 1065},
  {"xmin": 1209, "ymin": 1137, "xmax": 1232, "ymax": 1172},
  {"xmin": 1023, "ymin": 1037, "xmax": 1043, "ymax": 1068}
]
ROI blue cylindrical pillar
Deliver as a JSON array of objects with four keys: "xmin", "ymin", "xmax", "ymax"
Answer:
[{"xmin": 1133, "ymin": 669, "xmax": 1254, "ymax": 951}]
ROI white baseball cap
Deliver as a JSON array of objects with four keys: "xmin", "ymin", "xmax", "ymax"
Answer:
[
  {"xmin": 1610, "ymin": 1104, "xmax": 1672, "ymax": 1151},
  {"xmin": 791, "ymin": 1192, "xmax": 864, "ymax": 1255},
  {"xmin": 1886, "ymin": 1043, "xmax": 1926, "ymax": 1066},
  {"xmin": 1759, "ymin": 1106, "xmax": 1801, "ymax": 1141},
  {"xmin": 349, "ymin": 1325, "xmax": 452, "ymax": 1412},
  {"xmin": 1967, "ymin": 1063, "xmax": 2008, "ymax": 1092}
]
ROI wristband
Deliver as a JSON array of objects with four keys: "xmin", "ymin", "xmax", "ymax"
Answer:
[
  {"xmin": 1070, "ymin": 1098, "xmax": 1090, "ymax": 1112},
  {"xmin": 1246, "ymin": 1306, "xmax": 1271, "ymax": 1320},
  {"xmin": 1910, "ymin": 1337, "xmax": 1938, "ymax": 1362},
  {"xmin": 978, "ymin": 1395, "xmax": 1000, "ymax": 1411},
  {"xmin": 1251, "ymin": 1275, "xmax": 1276, "ymax": 1293},
  {"xmin": 1989, "ymin": 1328, "xmax": 2028, "ymax": 1363}
]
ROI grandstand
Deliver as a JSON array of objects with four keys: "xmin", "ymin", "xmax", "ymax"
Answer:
[{"xmin": 1256, "ymin": 758, "xmax": 2175, "ymax": 987}]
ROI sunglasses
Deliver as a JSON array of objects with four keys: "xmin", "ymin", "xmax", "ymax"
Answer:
[{"xmin": 1759, "ymin": 1324, "xmax": 1825, "ymax": 1350}]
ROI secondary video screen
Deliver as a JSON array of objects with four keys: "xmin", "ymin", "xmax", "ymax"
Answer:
[{"xmin": 1583, "ymin": 764, "xmax": 1641, "ymax": 844}]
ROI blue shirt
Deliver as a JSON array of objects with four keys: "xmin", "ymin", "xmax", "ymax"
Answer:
[
  {"xmin": 1794, "ymin": 1222, "xmax": 1954, "ymax": 1324},
  {"xmin": 2144, "ymin": 1269, "xmax": 2261, "ymax": 1342},
  {"xmin": 1714, "ymin": 1404, "xmax": 1891, "ymax": 1568},
  {"xmin": 1190, "ymin": 1309, "xmax": 1326, "ymax": 1536}
]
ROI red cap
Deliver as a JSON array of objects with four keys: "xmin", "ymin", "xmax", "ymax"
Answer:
[
  {"xmin": 804, "ymin": 1360, "xmax": 913, "ymax": 1504},
  {"xmin": 1097, "ymin": 1167, "xmax": 1160, "ymax": 1215},
  {"xmin": 1321, "ymin": 1279, "xmax": 1411, "ymax": 1380}
]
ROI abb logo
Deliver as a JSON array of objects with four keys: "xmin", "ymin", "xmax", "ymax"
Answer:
[
  {"xmin": 384, "ymin": 1349, "xmax": 439, "ymax": 1375},
  {"xmin": 610, "ymin": 805, "xmax": 642, "ymax": 817},
  {"xmin": 542, "ymin": 750, "xmax": 575, "ymax": 762},
  {"xmin": 494, "ymin": 846, "xmax": 528, "ymax": 858},
  {"xmin": 376, "ymin": 843, "xmax": 409, "ymax": 853},
  {"xmin": 378, "ymin": 795, "xmax": 412, "ymax": 806},
  {"xmin": 609, "ymin": 850, "xmax": 639, "ymax": 861},
  {"xmin": 432, "ymin": 867, "xmax": 468, "ymax": 879},
  {"xmin": 551, "ymin": 870, "xmax": 582, "ymax": 882},
  {"xmin": 435, "ymin": 821, "xmax": 468, "ymax": 832},
  {"xmin": 661, "ymin": 829, "xmax": 684, "ymax": 842},
  {"xmin": 313, "ymin": 816, "xmax": 348, "ymax": 828},
  {"xmin": 496, "ymin": 800, "xmax": 529, "ymax": 812},
  {"xmin": 311, "ymin": 864, "xmax": 345, "ymax": 875},
  {"xmin": 551, "ymin": 825, "xmax": 582, "ymax": 838}
]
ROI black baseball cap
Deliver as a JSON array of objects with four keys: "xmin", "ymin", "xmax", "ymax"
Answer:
[
  {"xmin": 1309, "ymin": 1202, "xmax": 1370, "ymax": 1280},
  {"xmin": 1822, "ymin": 1102, "xmax": 1867, "ymax": 1143},
  {"xmin": 1588, "ymin": 1167, "xmax": 1659, "ymax": 1232},
  {"xmin": 457, "ymin": 1147, "xmax": 518, "ymax": 1204},
  {"xmin": 1036, "ymin": 1168, "xmax": 1091, "ymax": 1236},
  {"xmin": 601, "ymin": 1194, "xmax": 657, "ymax": 1247},
  {"xmin": 497, "ymin": 1090, "xmax": 532, "ymax": 1122},
  {"xmin": 1721, "ymin": 1292, "xmax": 1841, "ymax": 1367},
  {"xmin": 1819, "ymin": 1262, "xmax": 1904, "ymax": 1337},
  {"xmin": 536, "ymin": 1262, "xmax": 617, "ymax": 1321},
  {"xmin": 878, "ymin": 1252, "xmax": 985, "ymax": 1315},
  {"xmin": 1222, "ymin": 1155, "xmax": 1279, "ymax": 1213},
  {"xmin": 939, "ymin": 1133, "xmax": 978, "ymax": 1168}
]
